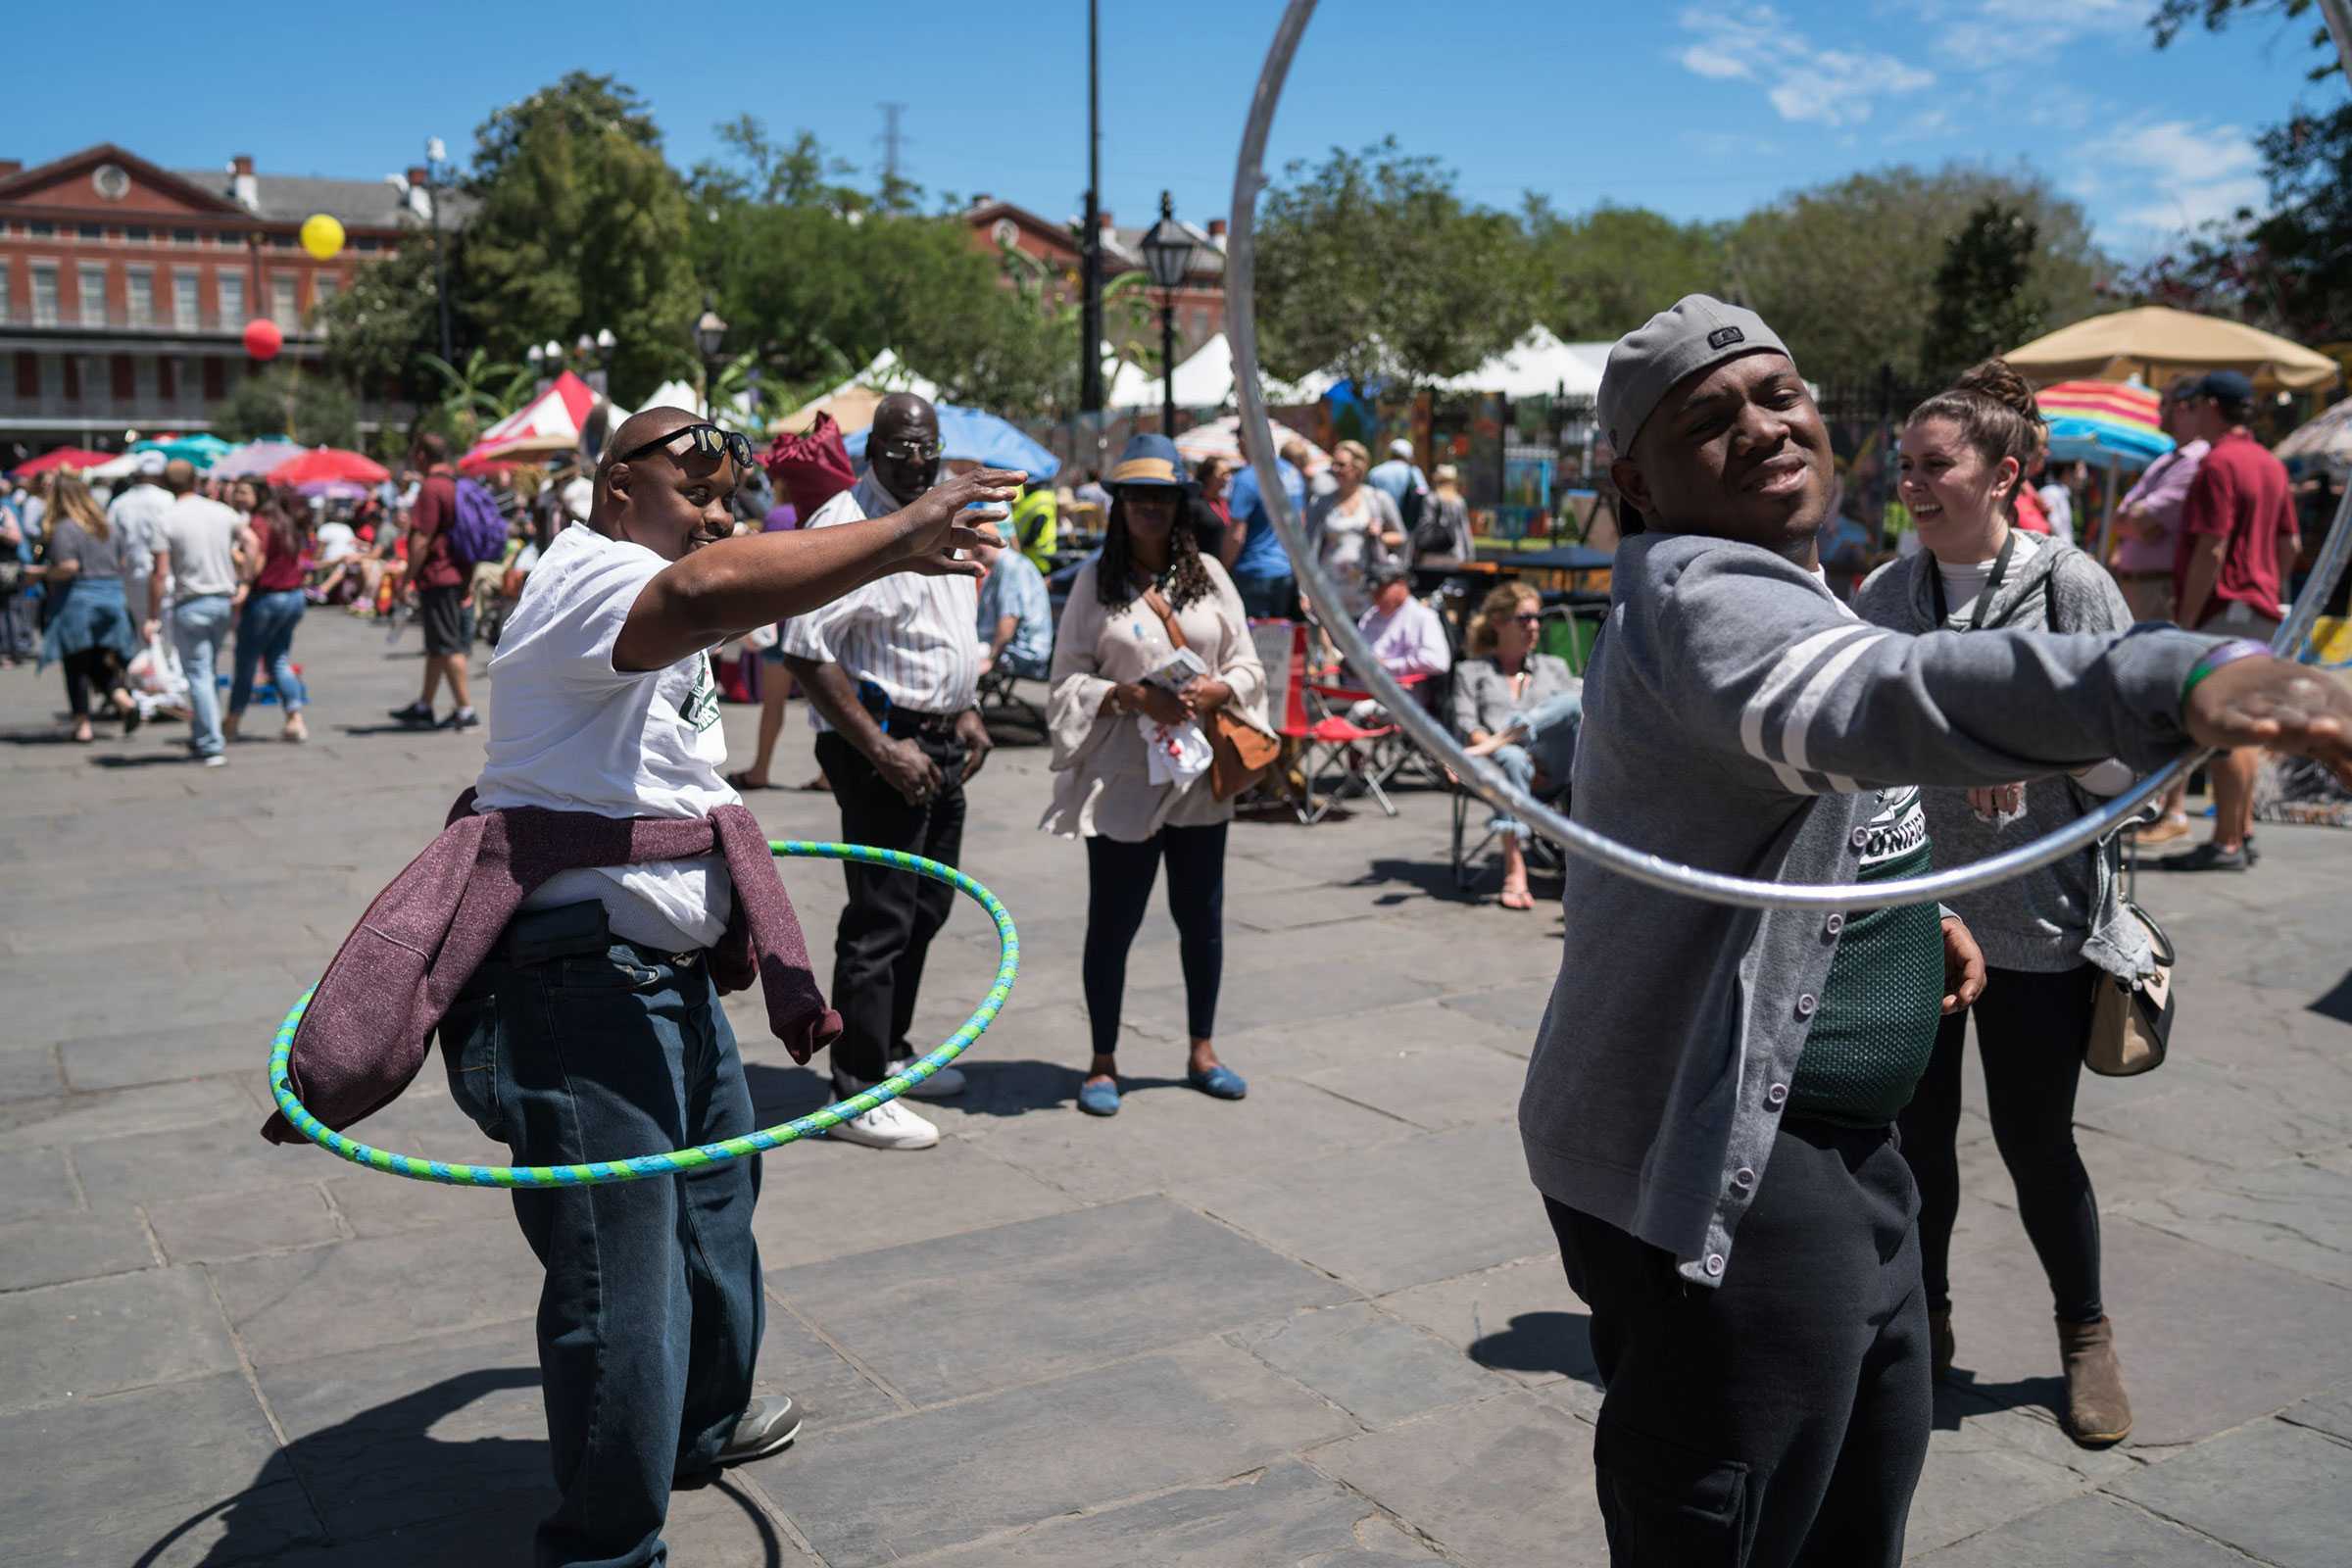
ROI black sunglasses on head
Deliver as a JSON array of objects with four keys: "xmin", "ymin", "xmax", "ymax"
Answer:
[{"xmin": 612, "ymin": 422, "xmax": 755, "ymax": 472}]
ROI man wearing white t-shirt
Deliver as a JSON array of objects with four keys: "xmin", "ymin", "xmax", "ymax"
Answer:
[
  {"xmin": 143, "ymin": 460, "xmax": 243, "ymax": 764},
  {"xmin": 449, "ymin": 407, "xmax": 1017, "ymax": 1568}
]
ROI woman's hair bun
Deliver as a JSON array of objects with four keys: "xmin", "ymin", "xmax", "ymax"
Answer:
[{"xmin": 1953, "ymin": 358, "xmax": 2041, "ymax": 425}]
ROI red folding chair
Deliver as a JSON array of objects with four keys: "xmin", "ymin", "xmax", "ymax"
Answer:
[{"xmin": 1275, "ymin": 623, "xmax": 1404, "ymax": 822}]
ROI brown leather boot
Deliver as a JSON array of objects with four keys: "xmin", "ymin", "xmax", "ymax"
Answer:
[
  {"xmin": 1929, "ymin": 1307, "xmax": 1954, "ymax": 1384},
  {"xmin": 2057, "ymin": 1316, "xmax": 2133, "ymax": 1446}
]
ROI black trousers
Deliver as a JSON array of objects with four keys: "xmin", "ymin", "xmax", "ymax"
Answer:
[
  {"xmin": 1082, "ymin": 822, "xmax": 1228, "ymax": 1056},
  {"xmin": 1897, "ymin": 962, "xmax": 2104, "ymax": 1324},
  {"xmin": 1546, "ymin": 1118, "xmax": 1931, "ymax": 1568},
  {"xmin": 815, "ymin": 728, "xmax": 966, "ymax": 1084},
  {"xmin": 61, "ymin": 645, "xmax": 122, "ymax": 717}
]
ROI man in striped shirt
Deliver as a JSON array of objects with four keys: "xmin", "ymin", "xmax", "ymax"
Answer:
[{"xmin": 778, "ymin": 395, "xmax": 1004, "ymax": 1151}]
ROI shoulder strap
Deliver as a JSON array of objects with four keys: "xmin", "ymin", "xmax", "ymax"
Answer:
[{"xmin": 1140, "ymin": 582, "xmax": 1188, "ymax": 652}]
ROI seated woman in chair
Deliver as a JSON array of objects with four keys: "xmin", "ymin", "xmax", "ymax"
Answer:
[{"xmin": 1450, "ymin": 581, "xmax": 1581, "ymax": 910}]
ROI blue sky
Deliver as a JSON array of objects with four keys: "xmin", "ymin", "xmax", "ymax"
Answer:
[{"xmin": 8, "ymin": 1, "xmax": 2340, "ymax": 259}]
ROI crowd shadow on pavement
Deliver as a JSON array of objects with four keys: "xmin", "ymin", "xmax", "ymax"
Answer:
[
  {"xmin": 1468, "ymin": 1309, "xmax": 1603, "ymax": 1390},
  {"xmin": 743, "ymin": 1056, "xmax": 1087, "ymax": 1125},
  {"xmin": 137, "ymin": 1368, "xmax": 546, "ymax": 1567},
  {"xmin": 2309, "ymin": 967, "xmax": 2352, "ymax": 1025},
  {"xmin": 1933, "ymin": 1371, "xmax": 2070, "ymax": 1434}
]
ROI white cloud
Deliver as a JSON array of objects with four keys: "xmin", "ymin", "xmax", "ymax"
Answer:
[
  {"xmin": 2075, "ymin": 119, "xmax": 2267, "ymax": 234},
  {"xmin": 1914, "ymin": 0, "xmax": 2143, "ymax": 63},
  {"xmin": 1676, "ymin": 5, "xmax": 1935, "ymax": 128}
]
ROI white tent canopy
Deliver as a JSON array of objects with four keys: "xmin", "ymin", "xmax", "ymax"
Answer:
[
  {"xmin": 1112, "ymin": 332, "xmax": 1331, "ymax": 411},
  {"xmin": 820, "ymin": 349, "xmax": 939, "ymax": 405},
  {"xmin": 1435, "ymin": 327, "xmax": 1606, "ymax": 400}
]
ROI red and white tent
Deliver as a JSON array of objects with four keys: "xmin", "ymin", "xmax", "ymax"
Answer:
[{"xmin": 461, "ymin": 371, "xmax": 599, "ymax": 471}]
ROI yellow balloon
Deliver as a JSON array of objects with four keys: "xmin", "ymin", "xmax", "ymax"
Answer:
[{"xmin": 300, "ymin": 214, "xmax": 346, "ymax": 261}]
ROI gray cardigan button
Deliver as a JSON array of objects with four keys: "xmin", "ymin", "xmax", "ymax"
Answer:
[
  {"xmin": 1765, "ymin": 1082, "xmax": 1788, "ymax": 1106},
  {"xmin": 1794, "ymin": 993, "xmax": 1817, "ymax": 1019},
  {"xmin": 1849, "ymin": 826, "xmax": 1870, "ymax": 850},
  {"xmin": 1824, "ymin": 912, "xmax": 1844, "ymax": 937},
  {"xmin": 1733, "ymin": 1166, "xmax": 1756, "ymax": 1190},
  {"xmin": 1704, "ymin": 1253, "xmax": 1726, "ymax": 1277}
]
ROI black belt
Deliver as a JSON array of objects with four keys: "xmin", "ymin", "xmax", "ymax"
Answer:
[{"xmin": 856, "ymin": 681, "xmax": 959, "ymax": 739}]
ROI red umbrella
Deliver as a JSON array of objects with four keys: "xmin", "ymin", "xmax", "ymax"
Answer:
[
  {"xmin": 11, "ymin": 447, "xmax": 115, "ymax": 477},
  {"xmin": 269, "ymin": 447, "xmax": 390, "ymax": 486}
]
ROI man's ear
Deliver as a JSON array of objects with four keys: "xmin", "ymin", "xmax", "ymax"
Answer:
[{"xmin": 1610, "ymin": 454, "xmax": 1654, "ymax": 518}]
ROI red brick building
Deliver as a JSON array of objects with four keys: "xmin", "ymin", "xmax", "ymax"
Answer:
[
  {"xmin": 0, "ymin": 143, "xmax": 450, "ymax": 458},
  {"xmin": 962, "ymin": 196, "xmax": 1227, "ymax": 364}
]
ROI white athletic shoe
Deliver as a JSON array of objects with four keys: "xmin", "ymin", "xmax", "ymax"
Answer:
[
  {"xmin": 828, "ymin": 1096, "xmax": 940, "ymax": 1151},
  {"xmin": 843, "ymin": 1063, "xmax": 966, "ymax": 1101}
]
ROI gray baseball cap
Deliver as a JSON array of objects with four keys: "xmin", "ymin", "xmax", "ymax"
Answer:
[{"xmin": 1598, "ymin": 295, "xmax": 1792, "ymax": 455}]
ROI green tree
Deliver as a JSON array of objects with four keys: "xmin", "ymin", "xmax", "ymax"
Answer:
[
  {"xmin": 317, "ymin": 238, "xmax": 444, "ymax": 404},
  {"xmin": 1524, "ymin": 199, "xmax": 1724, "ymax": 341},
  {"xmin": 416, "ymin": 348, "xmax": 531, "ymax": 445},
  {"xmin": 1920, "ymin": 202, "xmax": 2044, "ymax": 381},
  {"xmin": 212, "ymin": 364, "xmax": 360, "ymax": 447},
  {"xmin": 2146, "ymin": 0, "xmax": 2352, "ymax": 343},
  {"xmin": 1254, "ymin": 139, "xmax": 1532, "ymax": 388},
  {"xmin": 1726, "ymin": 165, "xmax": 2104, "ymax": 385},
  {"xmin": 459, "ymin": 73, "xmax": 702, "ymax": 402}
]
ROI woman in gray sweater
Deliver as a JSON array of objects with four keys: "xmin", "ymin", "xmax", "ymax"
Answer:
[{"xmin": 1854, "ymin": 360, "xmax": 2143, "ymax": 1447}]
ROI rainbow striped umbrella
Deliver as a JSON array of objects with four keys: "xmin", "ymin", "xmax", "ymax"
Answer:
[{"xmin": 2035, "ymin": 379, "xmax": 2173, "ymax": 469}]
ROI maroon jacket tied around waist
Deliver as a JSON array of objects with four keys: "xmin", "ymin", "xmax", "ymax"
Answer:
[{"xmin": 260, "ymin": 790, "xmax": 841, "ymax": 1145}]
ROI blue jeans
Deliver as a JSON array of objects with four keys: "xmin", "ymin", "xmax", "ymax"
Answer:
[
  {"xmin": 230, "ymin": 589, "xmax": 306, "ymax": 714},
  {"xmin": 439, "ymin": 903, "xmax": 763, "ymax": 1568},
  {"xmin": 1233, "ymin": 572, "xmax": 1296, "ymax": 621},
  {"xmin": 170, "ymin": 594, "xmax": 234, "ymax": 758},
  {"xmin": 1488, "ymin": 688, "xmax": 1584, "ymax": 838}
]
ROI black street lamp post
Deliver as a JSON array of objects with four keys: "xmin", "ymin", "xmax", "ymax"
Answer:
[
  {"xmin": 694, "ymin": 299, "xmax": 728, "ymax": 416},
  {"xmin": 1140, "ymin": 191, "xmax": 1200, "ymax": 440}
]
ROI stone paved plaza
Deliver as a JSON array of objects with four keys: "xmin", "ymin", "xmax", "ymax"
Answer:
[{"xmin": 4, "ymin": 611, "xmax": 2351, "ymax": 1566}]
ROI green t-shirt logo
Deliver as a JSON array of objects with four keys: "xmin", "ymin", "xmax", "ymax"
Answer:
[{"xmin": 680, "ymin": 654, "xmax": 720, "ymax": 734}]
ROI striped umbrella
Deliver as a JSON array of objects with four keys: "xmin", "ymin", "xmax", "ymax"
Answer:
[{"xmin": 2035, "ymin": 379, "xmax": 2173, "ymax": 470}]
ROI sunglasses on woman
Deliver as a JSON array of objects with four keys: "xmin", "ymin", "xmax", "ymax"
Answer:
[
  {"xmin": 1509, "ymin": 612, "xmax": 1544, "ymax": 626},
  {"xmin": 612, "ymin": 422, "xmax": 756, "ymax": 471}
]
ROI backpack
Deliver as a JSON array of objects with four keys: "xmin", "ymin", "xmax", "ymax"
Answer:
[{"xmin": 445, "ymin": 477, "xmax": 508, "ymax": 566}]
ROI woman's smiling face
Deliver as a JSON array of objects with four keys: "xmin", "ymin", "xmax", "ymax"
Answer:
[{"xmin": 1898, "ymin": 415, "xmax": 2016, "ymax": 557}]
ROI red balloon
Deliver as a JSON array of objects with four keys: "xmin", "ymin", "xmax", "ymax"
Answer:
[{"xmin": 242, "ymin": 318, "xmax": 283, "ymax": 361}]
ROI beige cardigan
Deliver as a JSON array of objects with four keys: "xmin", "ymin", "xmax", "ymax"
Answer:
[{"xmin": 1041, "ymin": 556, "xmax": 1272, "ymax": 841}]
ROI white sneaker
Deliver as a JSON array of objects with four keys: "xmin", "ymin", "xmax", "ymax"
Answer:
[{"xmin": 827, "ymin": 1096, "xmax": 939, "ymax": 1151}]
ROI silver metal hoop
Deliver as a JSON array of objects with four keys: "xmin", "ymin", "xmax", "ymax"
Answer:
[{"xmin": 1225, "ymin": 0, "xmax": 2352, "ymax": 911}]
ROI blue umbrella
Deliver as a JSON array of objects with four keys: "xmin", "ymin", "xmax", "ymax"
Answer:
[{"xmin": 844, "ymin": 405, "xmax": 1059, "ymax": 480}]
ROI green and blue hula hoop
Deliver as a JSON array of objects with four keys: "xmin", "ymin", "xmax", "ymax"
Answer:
[{"xmin": 268, "ymin": 842, "xmax": 1017, "ymax": 1188}]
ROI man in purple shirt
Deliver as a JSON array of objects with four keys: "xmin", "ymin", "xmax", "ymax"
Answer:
[{"xmin": 2111, "ymin": 374, "xmax": 2207, "ymax": 625}]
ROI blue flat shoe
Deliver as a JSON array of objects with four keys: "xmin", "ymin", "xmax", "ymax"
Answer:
[
  {"xmin": 1187, "ymin": 1064, "xmax": 1248, "ymax": 1101},
  {"xmin": 1077, "ymin": 1077, "xmax": 1122, "ymax": 1116}
]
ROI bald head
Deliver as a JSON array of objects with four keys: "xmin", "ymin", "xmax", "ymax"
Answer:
[
  {"xmin": 869, "ymin": 393, "xmax": 942, "ymax": 506},
  {"xmin": 593, "ymin": 406, "xmax": 738, "ymax": 563}
]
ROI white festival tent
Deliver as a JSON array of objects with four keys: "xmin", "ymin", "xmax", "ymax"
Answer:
[
  {"xmin": 1108, "ymin": 332, "xmax": 1332, "ymax": 411},
  {"xmin": 1434, "ymin": 327, "xmax": 1607, "ymax": 400}
]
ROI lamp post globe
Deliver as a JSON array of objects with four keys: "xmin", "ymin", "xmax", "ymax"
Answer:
[
  {"xmin": 1140, "ymin": 191, "xmax": 1199, "ymax": 438},
  {"xmin": 694, "ymin": 301, "xmax": 729, "ymax": 416}
]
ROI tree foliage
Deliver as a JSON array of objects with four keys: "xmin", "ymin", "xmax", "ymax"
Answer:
[
  {"xmin": 1920, "ymin": 202, "xmax": 2044, "ymax": 381},
  {"xmin": 1725, "ymin": 166, "xmax": 2103, "ymax": 384},
  {"xmin": 1524, "ymin": 200, "xmax": 1724, "ymax": 342},
  {"xmin": 212, "ymin": 364, "xmax": 360, "ymax": 447},
  {"xmin": 1253, "ymin": 139, "xmax": 1532, "ymax": 388}
]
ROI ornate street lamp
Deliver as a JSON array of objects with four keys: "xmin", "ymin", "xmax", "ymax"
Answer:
[{"xmin": 1140, "ymin": 191, "xmax": 1200, "ymax": 439}]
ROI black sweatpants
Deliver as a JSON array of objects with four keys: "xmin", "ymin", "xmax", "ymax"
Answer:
[
  {"xmin": 1081, "ymin": 822, "xmax": 1227, "ymax": 1056},
  {"xmin": 815, "ymin": 728, "xmax": 966, "ymax": 1084},
  {"xmin": 1897, "ymin": 962, "xmax": 2104, "ymax": 1324},
  {"xmin": 61, "ymin": 646, "xmax": 122, "ymax": 717},
  {"xmin": 1545, "ymin": 1118, "xmax": 1931, "ymax": 1568}
]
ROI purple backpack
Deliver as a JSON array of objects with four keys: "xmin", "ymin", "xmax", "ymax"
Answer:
[{"xmin": 445, "ymin": 477, "xmax": 508, "ymax": 565}]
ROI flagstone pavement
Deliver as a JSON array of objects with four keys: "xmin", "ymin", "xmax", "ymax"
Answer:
[{"xmin": 3, "ymin": 612, "xmax": 2349, "ymax": 1566}]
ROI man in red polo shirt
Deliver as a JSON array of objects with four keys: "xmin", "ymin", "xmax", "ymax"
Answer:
[
  {"xmin": 389, "ymin": 430, "xmax": 479, "ymax": 731},
  {"xmin": 2170, "ymin": 369, "xmax": 2301, "ymax": 871}
]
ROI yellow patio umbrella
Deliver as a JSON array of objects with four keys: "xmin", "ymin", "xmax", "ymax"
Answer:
[{"xmin": 2003, "ymin": 307, "xmax": 2341, "ymax": 393}]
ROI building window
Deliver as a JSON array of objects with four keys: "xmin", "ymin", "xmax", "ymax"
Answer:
[
  {"xmin": 172, "ymin": 270, "xmax": 200, "ymax": 328},
  {"xmin": 357, "ymin": 236, "xmax": 380, "ymax": 253},
  {"xmin": 269, "ymin": 231, "xmax": 296, "ymax": 249},
  {"xmin": 202, "ymin": 358, "xmax": 225, "ymax": 400},
  {"xmin": 28, "ymin": 220, "xmax": 54, "ymax": 238},
  {"xmin": 125, "ymin": 269, "xmax": 155, "ymax": 328},
  {"xmin": 218, "ymin": 271, "xmax": 245, "ymax": 323},
  {"xmin": 14, "ymin": 352, "xmax": 35, "ymax": 400},
  {"xmin": 78, "ymin": 265, "xmax": 108, "ymax": 327},
  {"xmin": 63, "ymin": 356, "xmax": 81, "ymax": 402},
  {"xmin": 78, "ymin": 223, "xmax": 102, "ymax": 241},
  {"xmin": 270, "ymin": 274, "xmax": 299, "ymax": 330},
  {"xmin": 158, "ymin": 357, "xmax": 176, "ymax": 402},
  {"xmin": 30, "ymin": 264, "xmax": 59, "ymax": 326},
  {"xmin": 0, "ymin": 261, "xmax": 8, "ymax": 325},
  {"xmin": 126, "ymin": 225, "xmax": 150, "ymax": 243},
  {"xmin": 111, "ymin": 354, "xmax": 135, "ymax": 402},
  {"xmin": 173, "ymin": 228, "xmax": 198, "ymax": 246},
  {"xmin": 313, "ymin": 273, "xmax": 340, "ymax": 310}
]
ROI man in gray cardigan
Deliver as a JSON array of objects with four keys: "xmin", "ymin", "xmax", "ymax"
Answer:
[{"xmin": 1527, "ymin": 296, "xmax": 2352, "ymax": 1567}]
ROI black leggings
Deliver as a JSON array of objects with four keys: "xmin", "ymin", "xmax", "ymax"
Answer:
[
  {"xmin": 1082, "ymin": 822, "xmax": 1226, "ymax": 1057},
  {"xmin": 1896, "ymin": 962, "xmax": 2104, "ymax": 1324},
  {"xmin": 61, "ymin": 646, "xmax": 123, "ymax": 718}
]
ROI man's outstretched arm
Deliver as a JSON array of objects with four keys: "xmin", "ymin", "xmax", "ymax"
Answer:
[{"xmin": 614, "ymin": 467, "xmax": 1019, "ymax": 672}]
